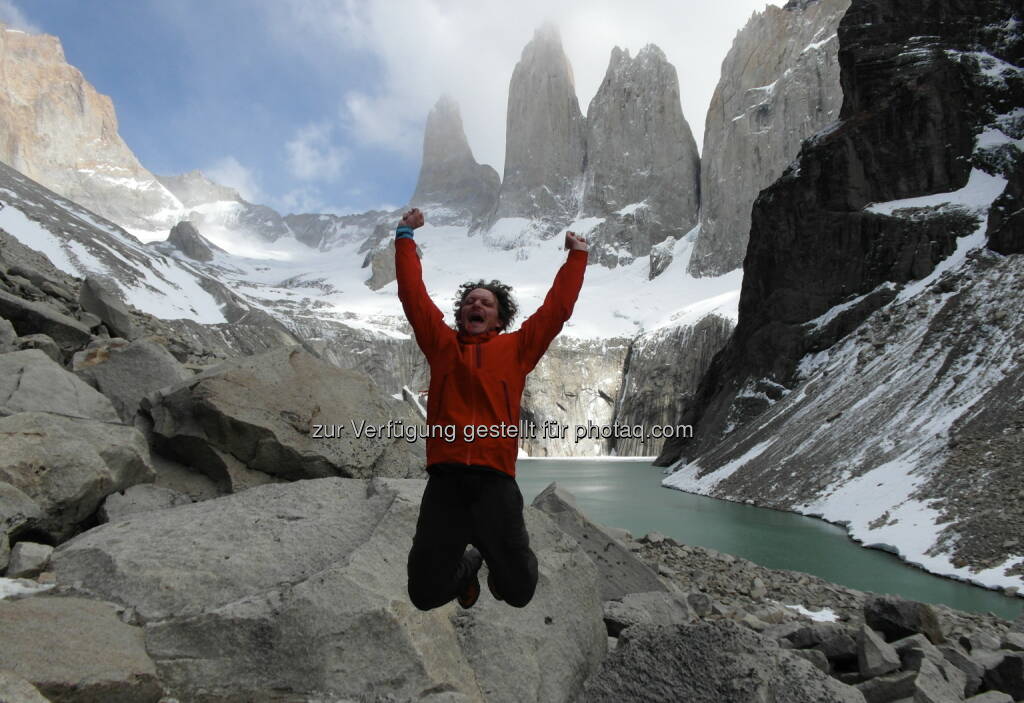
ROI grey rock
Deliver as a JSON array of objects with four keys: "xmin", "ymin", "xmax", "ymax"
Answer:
[
  {"xmin": 603, "ymin": 591, "xmax": 693, "ymax": 637},
  {"xmin": 14, "ymin": 333, "xmax": 60, "ymax": 362},
  {"xmin": 99, "ymin": 484, "xmax": 191, "ymax": 523},
  {"xmin": 53, "ymin": 478, "xmax": 606, "ymax": 702},
  {"xmin": 687, "ymin": 591, "xmax": 714, "ymax": 617},
  {"xmin": 0, "ymin": 316, "xmax": 17, "ymax": 350},
  {"xmin": 142, "ymin": 346, "xmax": 425, "ymax": 487},
  {"xmin": 581, "ymin": 44, "xmax": 699, "ymax": 268},
  {"xmin": 939, "ymin": 643, "xmax": 985, "ymax": 697},
  {"xmin": 855, "ymin": 671, "xmax": 917, "ymax": 703},
  {"xmin": 584, "ymin": 621, "xmax": 866, "ymax": 702},
  {"xmin": 6, "ymin": 542, "xmax": 53, "ymax": 579},
  {"xmin": 0, "ymin": 670, "xmax": 51, "ymax": 703},
  {"xmin": 0, "ymin": 349, "xmax": 120, "ymax": 422},
  {"xmin": 0, "ymin": 412, "xmax": 154, "ymax": 541},
  {"xmin": 894, "ymin": 633, "xmax": 946, "ymax": 669},
  {"xmin": 79, "ymin": 276, "xmax": 140, "ymax": 341},
  {"xmin": 38, "ymin": 280, "xmax": 75, "ymax": 303},
  {"xmin": 859, "ymin": 625, "xmax": 902, "ymax": 678},
  {"xmin": 1002, "ymin": 632, "xmax": 1024, "ymax": 651},
  {"xmin": 914, "ymin": 658, "xmax": 967, "ymax": 703},
  {"xmin": 865, "ymin": 594, "xmax": 945, "ymax": 644},
  {"xmin": 74, "ymin": 338, "xmax": 192, "ymax": 423},
  {"xmin": 411, "ymin": 95, "xmax": 500, "ymax": 225},
  {"xmin": 0, "ymin": 482, "xmax": 43, "ymax": 569},
  {"xmin": 492, "ymin": 24, "xmax": 586, "ymax": 232},
  {"xmin": 75, "ymin": 310, "xmax": 103, "ymax": 332},
  {"xmin": 783, "ymin": 622, "xmax": 859, "ymax": 663},
  {"xmin": 982, "ymin": 652, "xmax": 1024, "ymax": 700},
  {"xmin": 0, "ymin": 290, "xmax": 91, "ymax": 351},
  {"xmin": 963, "ymin": 691, "xmax": 1013, "ymax": 702},
  {"xmin": 165, "ymin": 220, "xmax": 215, "ymax": 262},
  {"xmin": 690, "ymin": 0, "xmax": 848, "ymax": 276},
  {"xmin": 792, "ymin": 647, "xmax": 831, "ymax": 673},
  {"xmin": 531, "ymin": 482, "xmax": 666, "ymax": 599},
  {"xmin": 0, "ymin": 597, "xmax": 161, "ymax": 703}
]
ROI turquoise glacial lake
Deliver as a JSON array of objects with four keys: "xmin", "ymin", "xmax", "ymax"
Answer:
[{"xmin": 516, "ymin": 458, "xmax": 1023, "ymax": 621}]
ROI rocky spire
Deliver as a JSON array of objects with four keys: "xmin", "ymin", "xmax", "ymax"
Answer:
[
  {"xmin": 0, "ymin": 22, "xmax": 183, "ymax": 231},
  {"xmin": 582, "ymin": 44, "xmax": 700, "ymax": 272},
  {"xmin": 410, "ymin": 95, "xmax": 499, "ymax": 225},
  {"xmin": 688, "ymin": 0, "xmax": 849, "ymax": 277},
  {"xmin": 492, "ymin": 24, "xmax": 586, "ymax": 230}
]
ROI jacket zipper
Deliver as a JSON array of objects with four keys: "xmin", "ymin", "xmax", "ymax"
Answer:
[{"xmin": 466, "ymin": 344, "xmax": 478, "ymax": 464}]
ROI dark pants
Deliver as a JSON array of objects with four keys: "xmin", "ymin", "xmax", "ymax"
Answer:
[{"xmin": 407, "ymin": 465, "xmax": 538, "ymax": 610}]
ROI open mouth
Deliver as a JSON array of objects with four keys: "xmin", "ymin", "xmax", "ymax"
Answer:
[{"xmin": 469, "ymin": 314, "xmax": 484, "ymax": 324}]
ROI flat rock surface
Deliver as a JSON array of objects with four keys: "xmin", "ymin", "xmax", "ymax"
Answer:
[
  {"xmin": 0, "ymin": 596, "xmax": 161, "ymax": 703},
  {"xmin": 53, "ymin": 477, "xmax": 606, "ymax": 702}
]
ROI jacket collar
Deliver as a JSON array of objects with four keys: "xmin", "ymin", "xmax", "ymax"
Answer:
[{"xmin": 457, "ymin": 329, "xmax": 500, "ymax": 345}]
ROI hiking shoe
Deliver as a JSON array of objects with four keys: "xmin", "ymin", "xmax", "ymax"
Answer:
[
  {"xmin": 457, "ymin": 548, "xmax": 483, "ymax": 609},
  {"xmin": 487, "ymin": 570, "xmax": 503, "ymax": 602}
]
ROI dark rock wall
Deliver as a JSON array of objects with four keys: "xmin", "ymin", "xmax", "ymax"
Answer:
[{"xmin": 658, "ymin": 0, "xmax": 1023, "ymax": 465}]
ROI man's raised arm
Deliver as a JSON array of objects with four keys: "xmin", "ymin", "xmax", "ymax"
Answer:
[
  {"xmin": 395, "ymin": 208, "xmax": 448, "ymax": 356},
  {"xmin": 517, "ymin": 231, "xmax": 589, "ymax": 371}
]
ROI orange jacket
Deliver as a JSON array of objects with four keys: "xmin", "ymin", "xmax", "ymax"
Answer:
[{"xmin": 396, "ymin": 233, "xmax": 587, "ymax": 477}]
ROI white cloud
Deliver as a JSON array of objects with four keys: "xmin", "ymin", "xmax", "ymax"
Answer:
[
  {"xmin": 204, "ymin": 156, "xmax": 263, "ymax": 203},
  {"xmin": 285, "ymin": 122, "xmax": 348, "ymax": 182},
  {"xmin": 0, "ymin": 1, "xmax": 42, "ymax": 34},
  {"xmin": 262, "ymin": 0, "xmax": 781, "ymax": 171}
]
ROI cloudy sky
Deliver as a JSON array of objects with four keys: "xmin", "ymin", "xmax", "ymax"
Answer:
[{"xmin": 3, "ymin": 0, "xmax": 778, "ymax": 216}]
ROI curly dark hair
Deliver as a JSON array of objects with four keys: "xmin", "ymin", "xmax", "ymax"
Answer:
[{"xmin": 452, "ymin": 279, "xmax": 518, "ymax": 333}]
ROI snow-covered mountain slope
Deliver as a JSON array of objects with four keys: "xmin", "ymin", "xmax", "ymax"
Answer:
[
  {"xmin": 0, "ymin": 160, "xmax": 233, "ymax": 323},
  {"xmin": 175, "ymin": 215, "xmax": 741, "ymax": 343},
  {"xmin": 664, "ymin": 238, "xmax": 1024, "ymax": 593}
]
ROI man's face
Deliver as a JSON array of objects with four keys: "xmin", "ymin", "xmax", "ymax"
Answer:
[{"xmin": 459, "ymin": 288, "xmax": 502, "ymax": 335}]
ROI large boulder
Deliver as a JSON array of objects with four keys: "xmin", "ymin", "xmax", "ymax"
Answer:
[
  {"xmin": 52, "ymin": 477, "xmax": 607, "ymax": 702},
  {"xmin": 0, "ymin": 596, "xmax": 162, "ymax": 703},
  {"xmin": 531, "ymin": 482, "xmax": 666, "ymax": 599},
  {"xmin": 864, "ymin": 594, "xmax": 945, "ymax": 644},
  {"xmin": 582, "ymin": 622, "xmax": 866, "ymax": 702},
  {"xmin": 74, "ymin": 338, "xmax": 192, "ymax": 423},
  {"xmin": 0, "ymin": 290, "xmax": 91, "ymax": 352},
  {"xmin": 78, "ymin": 276, "xmax": 140, "ymax": 341},
  {"xmin": 0, "ymin": 349, "xmax": 120, "ymax": 422},
  {"xmin": 142, "ymin": 346, "xmax": 425, "ymax": 486},
  {"xmin": 0, "ymin": 412, "xmax": 154, "ymax": 542}
]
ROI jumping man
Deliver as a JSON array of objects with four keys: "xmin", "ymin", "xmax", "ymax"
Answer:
[{"xmin": 396, "ymin": 207, "xmax": 588, "ymax": 610}]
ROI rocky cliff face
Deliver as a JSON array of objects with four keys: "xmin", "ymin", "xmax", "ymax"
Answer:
[
  {"xmin": 583, "ymin": 45, "xmax": 701, "ymax": 272},
  {"xmin": 520, "ymin": 337, "xmax": 629, "ymax": 457},
  {"xmin": 610, "ymin": 315, "xmax": 734, "ymax": 457},
  {"xmin": 410, "ymin": 96, "xmax": 500, "ymax": 225},
  {"xmin": 658, "ymin": 0, "xmax": 1023, "ymax": 585},
  {"xmin": 689, "ymin": 0, "xmax": 849, "ymax": 277},
  {"xmin": 490, "ymin": 25, "xmax": 587, "ymax": 239},
  {"xmin": 0, "ymin": 24, "xmax": 183, "ymax": 232}
]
